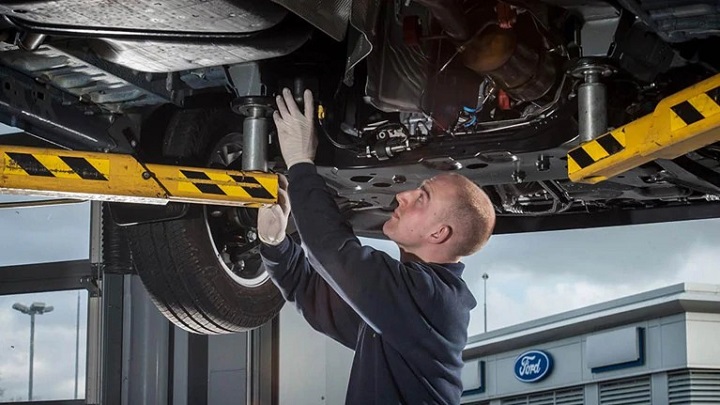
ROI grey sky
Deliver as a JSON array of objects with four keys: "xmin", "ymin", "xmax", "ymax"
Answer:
[{"xmin": 458, "ymin": 218, "xmax": 720, "ymax": 335}]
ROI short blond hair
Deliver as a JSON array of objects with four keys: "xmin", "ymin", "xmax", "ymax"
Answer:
[{"xmin": 443, "ymin": 174, "xmax": 496, "ymax": 257}]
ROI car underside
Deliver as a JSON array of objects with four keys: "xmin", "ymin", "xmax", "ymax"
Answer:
[{"xmin": 1, "ymin": 0, "xmax": 719, "ymax": 334}]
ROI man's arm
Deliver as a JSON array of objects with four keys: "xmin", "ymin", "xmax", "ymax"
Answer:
[
  {"xmin": 261, "ymin": 237, "xmax": 362, "ymax": 349},
  {"xmin": 272, "ymin": 88, "xmax": 443, "ymax": 345},
  {"xmin": 287, "ymin": 164, "xmax": 441, "ymax": 344}
]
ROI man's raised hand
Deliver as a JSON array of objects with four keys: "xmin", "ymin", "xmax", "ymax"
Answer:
[{"xmin": 273, "ymin": 88, "xmax": 318, "ymax": 168}]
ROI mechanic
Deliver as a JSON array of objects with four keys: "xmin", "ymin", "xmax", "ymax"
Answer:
[{"xmin": 257, "ymin": 88, "xmax": 496, "ymax": 404}]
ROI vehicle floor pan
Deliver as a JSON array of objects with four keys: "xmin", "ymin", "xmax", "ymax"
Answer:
[
  {"xmin": 270, "ymin": 0, "xmax": 351, "ymax": 41},
  {"xmin": 0, "ymin": 0, "xmax": 287, "ymax": 33}
]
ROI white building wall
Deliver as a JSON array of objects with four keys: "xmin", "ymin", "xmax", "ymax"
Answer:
[{"xmin": 686, "ymin": 313, "xmax": 720, "ymax": 368}]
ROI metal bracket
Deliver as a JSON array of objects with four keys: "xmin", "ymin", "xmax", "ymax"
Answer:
[{"xmin": 81, "ymin": 274, "xmax": 102, "ymax": 297}]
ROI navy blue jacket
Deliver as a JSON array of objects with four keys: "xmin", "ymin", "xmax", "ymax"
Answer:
[{"xmin": 260, "ymin": 163, "xmax": 477, "ymax": 404}]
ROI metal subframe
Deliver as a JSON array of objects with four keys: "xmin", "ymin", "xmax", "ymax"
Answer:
[{"xmin": 0, "ymin": 64, "xmax": 125, "ymax": 152}]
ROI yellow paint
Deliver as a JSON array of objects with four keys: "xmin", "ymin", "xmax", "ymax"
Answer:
[
  {"xmin": 669, "ymin": 111, "xmax": 689, "ymax": 132},
  {"xmin": 567, "ymin": 157, "xmax": 581, "ymax": 174},
  {"xmin": 581, "ymin": 141, "xmax": 610, "ymax": 162},
  {"xmin": 688, "ymin": 93, "xmax": 720, "ymax": 121}
]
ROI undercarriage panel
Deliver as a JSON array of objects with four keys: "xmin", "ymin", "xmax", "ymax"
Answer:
[{"xmin": 0, "ymin": 0, "xmax": 286, "ymax": 33}]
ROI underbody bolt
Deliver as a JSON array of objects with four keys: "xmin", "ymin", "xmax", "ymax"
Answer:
[
  {"xmin": 536, "ymin": 155, "xmax": 550, "ymax": 172},
  {"xmin": 512, "ymin": 170, "xmax": 526, "ymax": 183},
  {"xmin": 235, "ymin": 259, "xmax": 246, "ymax": 272}
]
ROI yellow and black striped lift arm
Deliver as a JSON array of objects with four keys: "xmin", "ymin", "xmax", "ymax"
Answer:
[
  {"xmin": 0, "ymin": 145, "xmax": 278, "ymax": 207},
  {"xmin": 568, "ymin": 73, "xmax": 720, "ymax": 184}
]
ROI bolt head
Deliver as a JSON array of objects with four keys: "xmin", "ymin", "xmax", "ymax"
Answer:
[{"xmin": 512, "ymin": 170, "xmax": 526, "ymax": 183}]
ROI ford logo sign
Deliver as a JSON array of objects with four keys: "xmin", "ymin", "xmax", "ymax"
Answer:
[{"xmin": 514, "ymin": 350, "xmax": 553, "ymax": 383}]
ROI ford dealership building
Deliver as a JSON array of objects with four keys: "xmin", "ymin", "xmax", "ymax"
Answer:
[{"xmin": 459, "ymin": 283, "xmax": 720, "ymax": 404}]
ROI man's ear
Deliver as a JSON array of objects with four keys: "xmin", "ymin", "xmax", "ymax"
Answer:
[{"xmin": 429, "ymin": 224, "xmax": 452, "ymax": 245}]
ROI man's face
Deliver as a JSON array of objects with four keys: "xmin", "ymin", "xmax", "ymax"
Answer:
[{"xmin": 382, "ymin": 175, "xmax": 457, "ymax": 250}]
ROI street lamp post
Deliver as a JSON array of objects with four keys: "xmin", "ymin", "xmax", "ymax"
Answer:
[
  {"xmin": 482, "ymin": 273, "xmax": 489, "ymax": 333},
  {"xmin": 12, "ymin": 302, "xmax": 54, "ymax": 401}
]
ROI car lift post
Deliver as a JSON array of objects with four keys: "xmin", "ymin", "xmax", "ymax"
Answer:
[{"xmin": 568, "ymin": 72, "xmax": 720, "ymax": 186}]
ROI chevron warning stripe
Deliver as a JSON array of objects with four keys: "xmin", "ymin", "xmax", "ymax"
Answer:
[
  {"xmin": 567, "ymin": 131, "xmax": 627, "ymax": 172},
  {"xmin": 176, "ymin": 169, "xmax": 275, "ymax": 200},
  {"xmin": 669, "ymin": 85, "xmax": 720, "ymax": 131},
  {"xmin": 145, "ymin": 163, "xmax": 277, "ymax": 205},
  {"xmin": 4, "ymin": 151, "xmax": 109, "ymax": 180}
]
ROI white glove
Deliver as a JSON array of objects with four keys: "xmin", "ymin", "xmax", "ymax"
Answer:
[
  {"xmin": 273, "ymin": 88, "xmax": 318, "ymax": 168},
  {"xmin": 257, "ymin": 174, "xmax": 291, "ymax": 246}
]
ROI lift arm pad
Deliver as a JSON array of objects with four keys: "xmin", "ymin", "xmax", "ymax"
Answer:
[
  {"xmin": 568, "ymin": 73, "xmax": 720, "ymax": 184},
  {"xmin": 0, "ymin": 145, "xmax": 278, "ymax": 207}
]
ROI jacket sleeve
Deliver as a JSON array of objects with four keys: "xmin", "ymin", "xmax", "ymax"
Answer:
[
  {"xmin": 286, "ymin": 163, "xmax": 442, "ymax": 345},
  {"xmin": 260, "ymin": 237, "xmax": 362, "ymax": 349}
]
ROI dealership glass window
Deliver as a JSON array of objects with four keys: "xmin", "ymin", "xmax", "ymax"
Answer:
[
  {"xmin": 0, "ymin": 289, "xmax": 88, "ymax": 402},
  {"xmin": 0, "ymin": 181, "xmax": 93, "ymax": 403},
  {"xmin": 0, "ymin": 199, "xmax": 90, "ymax": 267}
]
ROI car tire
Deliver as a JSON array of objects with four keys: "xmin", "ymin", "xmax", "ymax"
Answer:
[{"xmin": 125, "ymin": 107, "xmax": 284, "ymax": 334}]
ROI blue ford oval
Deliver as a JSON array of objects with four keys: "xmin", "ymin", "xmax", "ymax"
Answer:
[{"xmin": 514, "ymin": 350, "xmax": 553, "ymax": 383}]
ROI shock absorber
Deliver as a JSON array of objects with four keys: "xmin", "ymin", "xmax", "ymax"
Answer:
[
  {"xmin": 231, "ymin": 97, "xmax": 274, "ymax": 172},
  {"xmin": 570, "ymin": 58, "xmax": 615, "ymax": 143}
]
